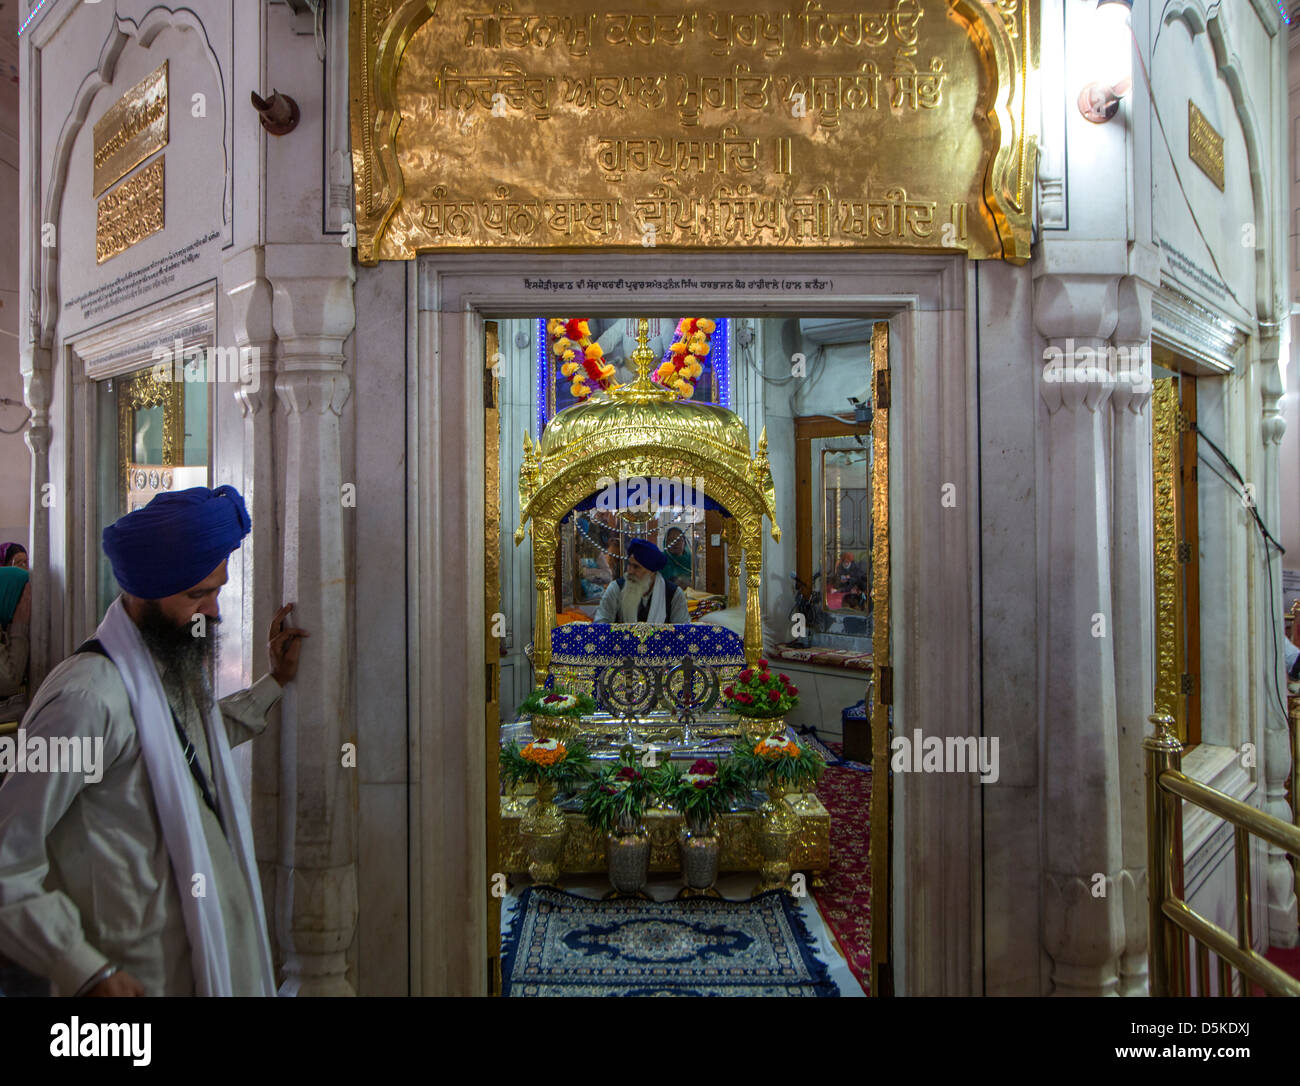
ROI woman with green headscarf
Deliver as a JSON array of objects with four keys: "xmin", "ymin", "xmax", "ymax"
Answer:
[{"xmin": 0, "ymin": 566, "xmax": 31, "ymax": 705}]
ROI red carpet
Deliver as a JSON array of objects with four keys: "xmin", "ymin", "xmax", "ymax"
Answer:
[
  {"xmin": 810, "ymin": 745, "xmax": 872, "ymax": 994},
  {"xmin": 1247, "ymin": 939, "xmax": 1300, "ymax": 995}
]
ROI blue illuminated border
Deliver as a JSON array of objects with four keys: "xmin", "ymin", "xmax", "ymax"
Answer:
[
  {"xmin": 535, "ymin": 317, "xmax": 547, "ymax": 439},
  {"xmin": 19, "ymin": 0, "xmax": 51, "ymax": 35},
  {"xmin": 537, "ymin": 317, "xmax": 731, "ymax": 432}
]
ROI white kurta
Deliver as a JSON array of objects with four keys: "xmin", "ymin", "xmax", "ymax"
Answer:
[
  {"xmin": 593, "ymin": 575, "xmax": 690, "ymax": 624},
  {"xmin": 0, "ymin": 652, "xmax": 280, "ymax": 995}
]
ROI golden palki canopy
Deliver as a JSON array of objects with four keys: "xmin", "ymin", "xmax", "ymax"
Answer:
[{"xmin": 515, "ymin": 318, "xmax": 780, "ymax": 677}]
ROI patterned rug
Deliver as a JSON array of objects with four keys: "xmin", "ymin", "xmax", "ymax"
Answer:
[
  {"xmin": 501, "ymin": 886, "xmax": 839, "ymax": 996},
  {"xmin": 811, "ymin": 742, "xmax": 873, "ymax": 993}
]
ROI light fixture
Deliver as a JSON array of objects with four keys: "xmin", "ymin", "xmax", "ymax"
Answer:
[{"xmin": 1078, "ymin": 0, "xmax": 1133, "ymax": 124}]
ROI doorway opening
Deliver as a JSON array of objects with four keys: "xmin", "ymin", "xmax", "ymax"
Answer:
[{"xmin": 481, "ymin": 312, "xmax": 892, "ymax": 996}]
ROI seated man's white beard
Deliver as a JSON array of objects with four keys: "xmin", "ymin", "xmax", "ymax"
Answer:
[{"xmin": 620, "ymin": 570, "xmax": 653, "ymax": 620}]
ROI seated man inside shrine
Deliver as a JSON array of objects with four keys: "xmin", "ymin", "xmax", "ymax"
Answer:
[{"xmin": 593, "ymin": 538, "xmax": 690, "ymax": 625}]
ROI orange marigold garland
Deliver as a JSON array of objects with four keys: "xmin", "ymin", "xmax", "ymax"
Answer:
[
  {"xmin": 521, "ymin": 738, "xmax": 567, "ymax": 766},
  {"xmin": 547, "ymin": 317, "xmax": 618, "ymax": 401},
  {"xmin": 654, "ymin": 317, "xmax": 715, "ymax": 399}
]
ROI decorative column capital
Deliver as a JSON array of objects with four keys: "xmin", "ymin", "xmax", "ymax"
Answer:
[
  {"xmin": 1114, "ymin": 276, "xmax": 1153, "ymax": 346},
  {"xmin": 274, "ymin": 371, "xmax": 351, "ymax": 418},
  {"xmin": 264, "ymin": 244, "xmax": 356, "ymax": 367},
  {"xmin": 223, "ymin": 247, "xmax": 276, "ymax": 416},
  {"xmin": 1040, "ymin": 339, "xmax": 1117, "ymax": 415},
  {"xmin": 1033, "ymin": 273, "xmax": 1122, "ymax": 343}
]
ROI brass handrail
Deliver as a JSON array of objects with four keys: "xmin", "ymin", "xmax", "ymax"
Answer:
[{"xmin": 1144, "ymin": 713, "xmax": 1300, "ymax": 997}]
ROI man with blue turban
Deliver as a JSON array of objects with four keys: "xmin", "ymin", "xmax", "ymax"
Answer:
[
  {"xmin": 594, "ymin": 537, "xmax": 690, "ymax": 624},
  {"xmin": 0, "ymin": 485, "xmax": 307, "ymax": 997}
]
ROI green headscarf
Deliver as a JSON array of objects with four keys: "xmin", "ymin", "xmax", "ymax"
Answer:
[{"xmin": 0, "ymin": 567, "xmax": 28, "ymax": 626}]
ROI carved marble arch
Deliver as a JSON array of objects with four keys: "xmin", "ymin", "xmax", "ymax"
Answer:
[
  {"xmin": 349, "ymin": 0, "xmax": 1039, "ymax": 263},
  {"xmin": 36, "ymin": 7, "xmax": 231, "ymax": 346},
  {"xmin": 1157, "ymin": 0, "xmax": 1282, "ymax": 323}
]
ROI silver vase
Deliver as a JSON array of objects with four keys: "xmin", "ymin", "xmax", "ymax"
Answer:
[
  {"xmin": 605, "ymin": 813, "xmax": 650, "ymax": 898},
  {"xmin": 677, "ymin": 813, "xmax": 721, "ymax": 898}
]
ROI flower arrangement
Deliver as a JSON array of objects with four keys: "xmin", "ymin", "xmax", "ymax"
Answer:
[
  {"xmin": 500, "ymin": 738, "xmax": 592, "ymax": 791},
  {"xmin": 731, "ymin": 735, "xmax": 824, "ymax": 791},
  {"xmin": 722, "ymin": 658, "xmax": 799, "ymax": 719},
  {"xmin": 651, "ymin": 756, "xmax": 750, "ymax": 826},
  {"xmin": 517, "ymin": 686, "xmax": 596, "ymax": 718},
  {"xmin": 548, "ymin": 318, "xmax": 618, "ymax": 400},
  {"xmin": 654, "ymin": 317, "xmax": 714, "ymax": 399},
  {"xmin": 580, "ymin": 756, "xmax": 655, "ymax": 834}
]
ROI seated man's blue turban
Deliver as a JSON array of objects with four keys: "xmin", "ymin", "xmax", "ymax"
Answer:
[
  {"xmin": 102, "ymin": 485, "xmax": 251, "ymax": 599},
  {"xmin": 626, "ymin": 538, "xmax": 667, "ymax": 573}
]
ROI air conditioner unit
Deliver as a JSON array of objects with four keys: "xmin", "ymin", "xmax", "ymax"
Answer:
[{"xmin": 798, "ymin": 318, "xmax": 874, "ymax": 346}]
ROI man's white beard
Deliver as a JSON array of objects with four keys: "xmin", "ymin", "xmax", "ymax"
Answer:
[{"xmin": 620, "ymin": 571, "xmax": 653, "ymax": 621}]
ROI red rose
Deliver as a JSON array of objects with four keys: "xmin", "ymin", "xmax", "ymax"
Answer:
[
  {"xmin": 689, "ymin": 759, "xmax": 717, "ymax": 775},
  {"xmin": 615, "ymin": 767, "xmax": 640, "ymax": 781},
  {"xmin": 757, "ymin": 658, "xmax": 769, "ymax": 668},
  {"xmin": 759, "ymin": 671, "xmax": 770, "ymax": 683},
  {"xmin": 767, "ymin": 689, "xmax": 781, "ymax": 703},
  {"xmin": 787, "ymin": 685, "xmax": 799, "ymax": 696},
  {"xmin": 738, "ymin": 693, "xmax": 754, "ymax": 705},
  {"xmin": 738, "ymin": 669, "xmax": 754, "ymax": 683},
  {"xmin": 723, "ymin": 686, "xmax": 735, "ymax": 698},
  {"xmin": 779, "ymin": 673, "xmax": 790, "ymax": 683}
]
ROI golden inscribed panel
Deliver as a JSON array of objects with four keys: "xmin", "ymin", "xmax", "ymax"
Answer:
[
  {"xmin": 96, "ymin": 157, "xmax": 165, "ymax": 264},
  {"xmin": 93, "ymin": 61, "xmax": 169, "ymax": 198},
  {"xmin": 1187, "ymin": 99, "xmax": 1224, "ymax": 192},
  {"xmin": 350, "ymin": 0, "xmax": 1037, "ymax": 262}
]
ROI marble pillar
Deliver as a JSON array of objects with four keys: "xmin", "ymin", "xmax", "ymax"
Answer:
[
  {"xmin": 1109, "ymin": 276, "xmax": 1154, "ymax": 994},
  {"xmin": 224, "ymin": 246, "xmax": 283, "ymax": 973},
  {"xmin": 20, "ymin": 351, "xmax": 51, "ymax": 690},
  {"xmin": 1257, "ymin": 333, "xmax": 1299, "ymax": 946},
  {"xmin": 1035, "ymin": 273, "xmax": 1126, "ymax": 996},
  {"xmin": 265, "ymin": 244, "xmax": 357, "ymax": 996}
]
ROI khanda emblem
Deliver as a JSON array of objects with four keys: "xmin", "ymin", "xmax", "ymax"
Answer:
[
  {"xmin": 596, "ymin": 656, "xmax": 661, "ymax": 747},
  {"xmin": 663, "ymin": 655, "xmax": 720, "ymax": 746}
]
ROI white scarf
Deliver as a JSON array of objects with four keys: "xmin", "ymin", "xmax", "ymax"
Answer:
[
  {"xmin": 95, "ymin": 597, "xmax": 275, "ymax": 996},
  {"xmin": 622, "ymin": 573, "xmax": 666, "ymax": 624}
]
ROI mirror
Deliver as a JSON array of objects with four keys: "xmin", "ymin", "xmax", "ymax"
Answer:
[{"xmin": 820, "ymin": 446, "xmax": 872, "ymax": 620}]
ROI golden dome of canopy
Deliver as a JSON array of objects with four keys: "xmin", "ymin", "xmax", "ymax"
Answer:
[
  {"xmin": 538, "ymin": 380, "xmax": 753, "ymax": 463},
  {"xmin": 515, "ymin": 318, "xmax": 779, "ymax": 547}
]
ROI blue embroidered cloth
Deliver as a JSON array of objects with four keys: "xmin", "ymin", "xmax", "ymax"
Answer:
[{"xmin": 548, "ymin": 622, "xmax": 745, "ymax": 669}]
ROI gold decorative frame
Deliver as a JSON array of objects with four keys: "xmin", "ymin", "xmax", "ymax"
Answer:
[
  {"xmin": 483, "ymin": 320, "xmax": 504, "ymax": 996},
  {"xmin": 515, "ymin": 320, "xmax": 779, "ymax": 678},
  {"xmin": 349, "ymin": 0, "xmax": 1038, "ymax": 263},
  {"xmin": 1151, "ymin": 378, "xmax": 1181, "ymax": 730},
  {"xmin": 117, "ymin": 365, "xmax": 185, "ymax": 511},
  {"xmin": 869, "ymin": 320, "xmax": 891, "ymax": 996}
]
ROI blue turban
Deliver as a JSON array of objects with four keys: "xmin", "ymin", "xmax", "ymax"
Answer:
[
  {"xmin": 626, "ymin": 538, "xmax": 666, "ymax": 573},
  {"xmin": 102, "ymin": 485, "xmax": 251, "ymax": 599}
]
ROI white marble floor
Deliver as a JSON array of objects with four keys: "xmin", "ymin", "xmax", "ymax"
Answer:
[{"xmin": 500, "ymin": 871, "xmax": 865, "ymax": 996}]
